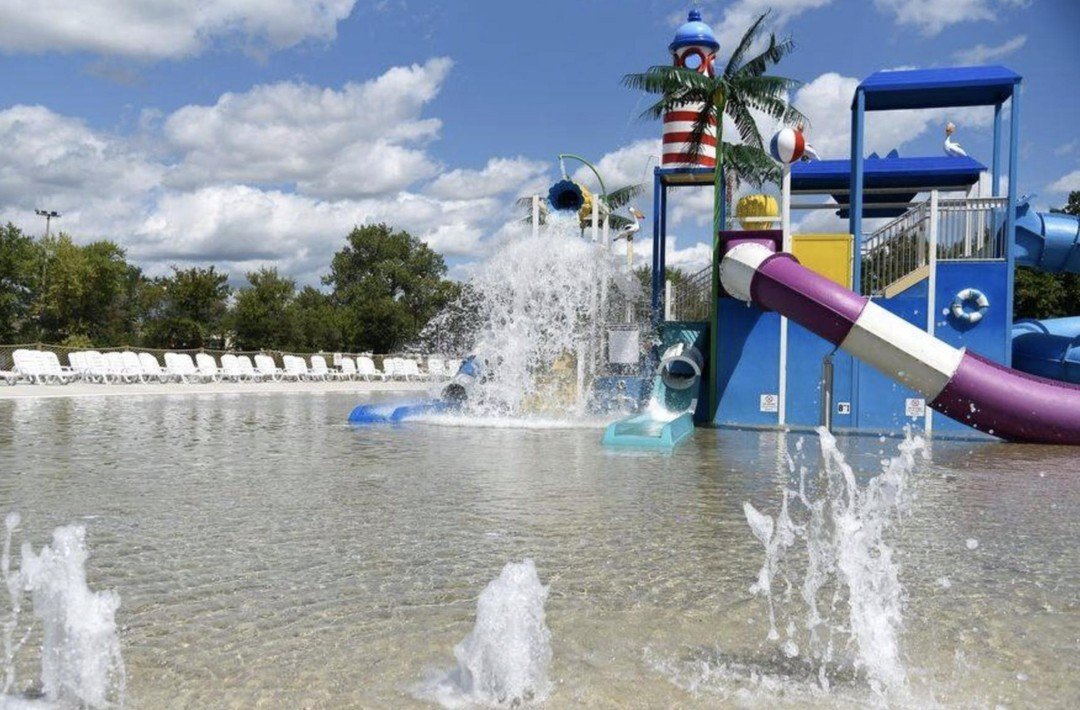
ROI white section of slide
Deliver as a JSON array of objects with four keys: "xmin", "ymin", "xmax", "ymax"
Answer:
[
  {"xmin": 840, "ymin": 300, "xmax": 965, "ymax": 399},
  {"xmin": 719, "ymin": 242, "xmax": 772, "ymax": 302}
]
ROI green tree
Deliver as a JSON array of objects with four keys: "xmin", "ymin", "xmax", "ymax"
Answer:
[
  {"xmin": 0, "ymin": 223, "xmax": 38, "ymax": 341},
  {"xmin": 325, "ymin": 224, "xmax": 459, "ymax": 353},
  {"xmin": 1014, "ymin": 191, "xmax": 1080, "ymax": 319},
  {"xmin": 289, "ymin": 286, "xmax": 343, "ymax": 352},
  {"xmin": 144, "ymin": 266, "xmax": 231, "ymax": 349},
  {"xmin": 232, "ymin": 268, "xmax": 297, "ymax": 350}
]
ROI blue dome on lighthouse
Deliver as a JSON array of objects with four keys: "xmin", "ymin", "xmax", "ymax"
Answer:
[{"xmin": 669, "ymin": 9, "xmax": 720, "ymax": 53}]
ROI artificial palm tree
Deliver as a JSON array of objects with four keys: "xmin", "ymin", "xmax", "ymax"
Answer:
[
  {"xmin": 624, "ymin": 12, "xmax": 804, "ymax": 230},
  {"xmin": 622, "ymin": 11, "xmax": 805, "ymax": 415}
]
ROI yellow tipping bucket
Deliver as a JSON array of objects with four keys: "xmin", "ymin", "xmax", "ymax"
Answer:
[{"xmin": 736, "ymin": 194, "xmax": 778, "ymax": 231}]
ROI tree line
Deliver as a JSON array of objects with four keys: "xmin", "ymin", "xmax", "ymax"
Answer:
[
  {"xmin": 1013, "ymin": 191, "xmax": 1080, "ymax": 320},
  {"xmin": 0, "ymin": 223, "xmax": 460, "ymax": 353}
]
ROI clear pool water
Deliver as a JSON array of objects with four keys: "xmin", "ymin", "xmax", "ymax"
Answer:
[{"xmin": 0, "ymin": 392, "xmax": 1077, "ymax": 708}]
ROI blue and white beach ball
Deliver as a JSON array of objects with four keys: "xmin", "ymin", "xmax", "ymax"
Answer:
[{"xmin": 770, "ymin": 127, "xmax": 806, "ymax": 164}]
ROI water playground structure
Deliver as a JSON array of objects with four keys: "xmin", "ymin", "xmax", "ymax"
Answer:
[
  {"xmin": 352, "ymin": 10, "xmax": 1080, "ymax": 448},
  {"xmin": 601, "ymin": 11, "xmax": 1080, "ymax": 448}
]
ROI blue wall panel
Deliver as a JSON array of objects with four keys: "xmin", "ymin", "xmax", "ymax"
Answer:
[
  {"xmin": 931, "ymin": 261, "xmax": 1008, "ymax": 435},
  {"xmin": 714, "ymin": 300, "xmax": 780, "ymax": 426}
]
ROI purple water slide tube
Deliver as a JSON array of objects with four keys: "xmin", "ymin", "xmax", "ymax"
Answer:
[{"xmin": 719, "ymin": 242, "xmax": 1080, "ymax": 444}]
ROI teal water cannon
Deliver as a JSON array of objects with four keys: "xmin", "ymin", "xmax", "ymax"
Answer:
[{"xmin": 656, "ymin": 343, "xmax": 704, "ymax": 413}]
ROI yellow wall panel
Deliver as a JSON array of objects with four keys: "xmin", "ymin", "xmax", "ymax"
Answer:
[{"xmin": 791, "ymin": 233, "xmax": 853, "ymax": 289}]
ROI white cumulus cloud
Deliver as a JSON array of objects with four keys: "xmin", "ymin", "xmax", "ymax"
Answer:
[
  {"xmin": 874, "ymin": 0, "xmax": 1030, "ymax": 36},
  {"xmin": 1047, "ymin": 169, "xmax": 1080, "ymax": 195},
  {"xmin": 164, "ymin": 58, "xmax": 453, "ymax": 198},
  {"xmin": 427, "ymin": 157, "xmax": 549, "ymax": 201},
  {"xmin": 0, "ymin": 0, "xmax": 358, "ymax": 59}
]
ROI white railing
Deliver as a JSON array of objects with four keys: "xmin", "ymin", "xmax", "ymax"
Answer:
[{"xmin": 861, "ymin": 196, "xmax": 1006, "ymax": 295}]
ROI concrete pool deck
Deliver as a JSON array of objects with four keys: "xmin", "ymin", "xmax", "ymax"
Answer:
[{"xmin": 0, "ymin": 380, "xmax": 430, "ymax": 400}]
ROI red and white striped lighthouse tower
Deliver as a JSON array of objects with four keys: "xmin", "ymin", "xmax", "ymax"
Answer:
[{"xmin": 662, "ymin": 10, "xmax": 719, "ymax": 168}]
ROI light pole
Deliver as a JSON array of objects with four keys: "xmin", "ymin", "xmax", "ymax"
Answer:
[{"xmin": 35, "ymin": 209, "xmax": 60, "ymax": 238}]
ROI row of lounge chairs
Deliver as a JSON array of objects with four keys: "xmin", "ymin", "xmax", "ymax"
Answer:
[{"xmin": 1, "ymin": 349, "xmax": 452, "ymax": 386}]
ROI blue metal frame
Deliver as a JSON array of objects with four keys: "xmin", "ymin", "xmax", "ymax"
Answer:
[
  {"xmin": 849, "ymin": 88, "xmax": 865, "ymax": 294},
  {"xmin": 649, "ymin": 166, "xmax": 716, "ymax": 323},
  {"xmin": 1005, "ymin": 85, "xmax": 1021, "ymax": 365}
]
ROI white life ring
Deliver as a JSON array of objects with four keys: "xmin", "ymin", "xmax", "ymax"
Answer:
[{"xmin": 950, "ymin": 288, "xmax": 989, "ymax": 324}]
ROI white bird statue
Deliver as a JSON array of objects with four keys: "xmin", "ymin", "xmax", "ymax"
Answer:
[
  {"xmin": 797, "ymin": 122, "xmax": 820, "ymax": 161},
  {"xmin": 944, "ymin": 122, "xmax": 967, "ymax": 158},
  {"xmin": 613, "ymin": 207, "xmax": 645, "ymax": 269}
]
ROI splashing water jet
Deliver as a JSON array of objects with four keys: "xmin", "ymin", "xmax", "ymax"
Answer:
[
  {"xmin": 1, "ymin": 514, "xmax": 125, "ymax": 709},
  {"xmin": 743, "ymin": 428, "xmax": 924, "ymax": 697},
  {"xmin": 423, "ymin": 559, "xmax": 552, "ymax": 708},
  {"xmin": 421, "ymin": 214, "xmax": 639, "ymax": 419}
]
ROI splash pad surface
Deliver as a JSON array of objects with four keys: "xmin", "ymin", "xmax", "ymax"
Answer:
[{"xmin": 1, "ymin": 391, "xmax": 1078, "ymax": 707}]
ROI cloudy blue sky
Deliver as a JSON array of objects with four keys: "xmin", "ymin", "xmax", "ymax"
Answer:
[{"xmin": 1, "ymin": 0, "xmax": 1077, "ymax": 282}]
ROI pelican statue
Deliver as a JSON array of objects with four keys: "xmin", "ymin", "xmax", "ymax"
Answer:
[
  {"xmin": 944, "ymin": 122, "xmax": 967, "ymax": 158},
  {"xmin": 796, "ymin": 122, "xmax": 820, "ymax": 161},
  {"xmin": 613, "ymin": 207, "xmax": 645, "ymax": 269}
]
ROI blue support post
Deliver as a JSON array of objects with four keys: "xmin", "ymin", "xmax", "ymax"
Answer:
[
  {"xmin": 849, "ymin": 89, "xmax": 865, "ymax": 295},
  {"xmin": 1005, "ymin": 84, "xmax": 1021, "ymax": 366},
  {"xmin": 848, "ymin": 89, "xmax": 865, "ymax": 426},
  {"xmin": 650, "ymin": 171, "xmax": 662, "ymax": 324},
  {"xmin": 659, "ymin": 183, "xmax": 668, "ymax": 314},
  {"xmin": 992, "ymin": 102, "xmax": 1002, "ymax": 196}
]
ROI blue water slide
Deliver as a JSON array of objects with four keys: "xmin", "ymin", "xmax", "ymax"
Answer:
[
  {"xmin": 1012, "ymin": 318, "xmax": 1080, "ymax": 384},
  {"xmin": 1013, "ymin": 201, "xmax": 1080, "ymax": 274}
]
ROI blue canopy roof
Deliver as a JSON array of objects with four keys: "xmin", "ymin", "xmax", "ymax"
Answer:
[
  {"xmin": 792, "ymin": 155, "xmax": 987, "ymax": 217},
  {"xmin": 856, "ymin": 66, "xmax": 1020, "ymax": 111}
]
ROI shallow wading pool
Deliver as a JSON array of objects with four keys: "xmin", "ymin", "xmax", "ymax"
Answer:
[{"xmin": 0, "ymin": 391, "xmax": 1077, "ymax": 707}]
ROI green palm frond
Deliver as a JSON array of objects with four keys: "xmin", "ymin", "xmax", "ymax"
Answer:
[
  {"xmin": 606, "ymin": 184, "xmax": 645, "ymax": 210},
  {"xmin": 723, "ymin": 12, "xmax": 770, "ymax": 77},
  {"xmin": 721, "ymin": 143, "xmax": 782, "ymax": 187},
  {"xmin": 732, "ymin": 31, "xmax": 796, "ymax": 79}
]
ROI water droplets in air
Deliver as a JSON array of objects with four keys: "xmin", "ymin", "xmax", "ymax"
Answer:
[
  {"xmin": 742, "ymin": 428, "xmax": 925, "ymax": 698},
  {"xmin": 421, "ymin": 213, "xmax": 640, "ymax": 419}
]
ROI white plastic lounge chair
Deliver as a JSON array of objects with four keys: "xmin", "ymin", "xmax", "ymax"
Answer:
[
  {"xmin": 121, "ymin": 351, "xmax": 147, "ymax": 383},
  {"xmin": 355, "ymin": 356, "xmax": 384, "ymax": 381},
  {"xmin": 382, "ymin": 357, "xmax": 400, "ymax": 381},
  {"xmin": 12, "ymin": 350, "xmax": 44, "ymax": 384},
  {"xmin": 339, "ymin": 358, "xmax": 357, "ymax": 380},
  {"xmin": 137, "ymin": 352, "xmax": 171, "ymax": 382},
  {"xmin": 103, "ymin": 352, "xmax": 135, "ymax": 383},
  {"xmin": 254, "ymin": 354, "xmax": 283, "ymax": 381},
  {"xmin": 164, "ymin": 352, "xmax": 198, "ymax": 383},
  {"xmin": 67, "ymin": 351, "xmax": 88, "ymax": 381},
  {"xmin": 426, "ymin": 357, "xmax": 447, "ymax": 381},
  {"xmin": 219, "ymin": 353, "xmax": 249, "ymax": 382},
  {"xmin": 42, "ymin": 351, "xmax": 77, "ymax": 384},
  {"xmin": 400, "ymin": 359, "xmax": 426, "ymax": 381},
  {"xmin": 282, "ymin": 355, "xmax": 309, "ymax": 381},
  {"xmin": 237, "ymin": 355, "xmax": 261, "ymax": 381},
  {"xmin": 82, "ymin": 351, "xmax": 114, "ymax": 383},
  {"xmin": 195, "ymin": 353, "xmax": 222, "ymax": 382},
  {"xmin": 309, "ymin": 355, "xmax": 344, "ymax": 381}
]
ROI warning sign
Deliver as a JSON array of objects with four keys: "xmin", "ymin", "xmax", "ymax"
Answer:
[
  {"xmin": 905, "ymin": 398, "xmax": 926, "ymax": 418},
  {"xmin": 760, "ymin": 393, "xmax": 779, "ymax": 413}
]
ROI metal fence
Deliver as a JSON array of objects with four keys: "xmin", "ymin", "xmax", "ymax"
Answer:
[
  {"xmin": 669, "ymin": 265, "xmax": 711, "ymax": 321},
  {"xmin": 861, "ymin": 196, "xmax": 1006, "ymax": 296}
]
